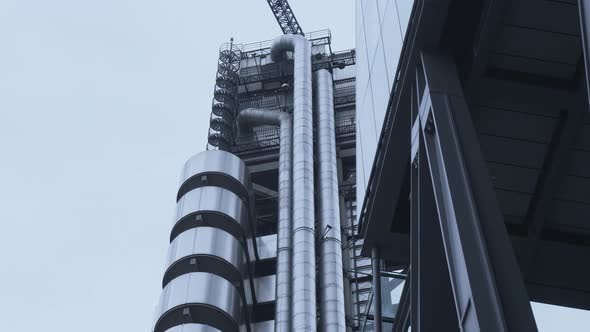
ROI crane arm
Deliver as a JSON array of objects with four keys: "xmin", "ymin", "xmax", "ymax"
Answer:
[{"xmin": 266, "ymin": 0, "xmax": 304, "ymax": 35}]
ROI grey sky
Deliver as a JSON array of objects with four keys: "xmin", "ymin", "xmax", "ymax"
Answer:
[{"xmin": 0, "ymin": 0, "xmax": 587, "ymax": 331}]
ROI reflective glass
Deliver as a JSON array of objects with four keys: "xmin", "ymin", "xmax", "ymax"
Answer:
[
  {"xmin": 356, "ymin": 0, "xmax": 414, "ymax": 216},
  {"xmin": 371, "ymin": 38, "xmax": 390, "ymax": 129},
  {"xmin": 383, "ymin": 278, "xmax": 405, "ymax": 318},
  {"xmin": 377, "ymin": 0, "xmax": 388, "ymax": 24},
  {"xmin": 356, "ymin": 118, "xmax": 367, "ymax": 219},
  {"xmin": 398, "ymin": 0, "xmax": 415, "ymax": 36},
  {"xmin": 362, "ymin": 0, "xmax": 381, "ymax": 59},
  {"xmin": 382, "ymin": 0, "xmax": 404, "ymax": 91},
  {"xmin": 360, "ymin": 84, "xmax": 378, "ymax": 183}
]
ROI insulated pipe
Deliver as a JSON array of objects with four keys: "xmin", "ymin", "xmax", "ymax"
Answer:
[
  {"xmin": 270, "ymin": 34, "xmax": 316, "ymax": 332},
  {"xmin": 236, "ymin": 108, "xmax": 293, "ymax": 332},
  {"xmin": 314, "ymin": 69, "xmax": 346, "ymax": 332}
]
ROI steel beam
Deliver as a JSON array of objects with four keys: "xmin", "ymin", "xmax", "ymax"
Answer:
[
  {"xmin": 392, "ymin": 275, "xmax": 410, "ymax": 332},
  {"xmin": 578, "ymin": 0, "xmax": 590, "ymax": 109},
  {"xmin": 417, "ymin": 52, "xmax": 537, "ymax": 331},
  {"xmin": 523, "ymin": 108, "xmax": 586, "ymax": 276},
  {"xmin": 371, "ymin": 247, "xmax": 383, "ymax": 332},
  {"xmin": 410, "ymin": 128, "xmax": 459, "ymax": 332}
]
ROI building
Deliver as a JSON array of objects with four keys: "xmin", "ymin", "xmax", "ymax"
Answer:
[
  {"xmin": 358, "ymin": 0, "xmax": 590, "ymax": 331},
  {"xmin": 151, "ymin": 0, "xmax": 590, "ymax": 330},
  {"xmin": 150, "ymin": 29, "xmax": 384, "ymax": 332}
]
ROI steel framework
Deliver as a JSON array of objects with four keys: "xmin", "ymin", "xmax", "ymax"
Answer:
[
  {"xmin": 407, "ymin": 52, "xmax": 538, "ymax": 331},
  {"xmin": 266, "ymin": 0, "xmax": 304, "ymax": 35},
  {"xmin": 207, "ymin": 39, "xmax": 242, "ymax": 151}
]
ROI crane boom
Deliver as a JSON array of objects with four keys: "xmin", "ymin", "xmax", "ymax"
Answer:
[{"xmin": 266, "ymin": 0, "xmax": 304, "ymax": 35}]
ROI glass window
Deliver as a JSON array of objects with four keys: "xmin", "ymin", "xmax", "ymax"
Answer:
[
  {"xmin": 362, "ymin": 0, "xmax": 381, "ymax": 61},
  {"xmin": 370, "ymin": 37, "xmax": 390, "ymax": 129},
  {"xmin": 397, "ymin": 0, "xmax": 415, "ymax": 36},
  {"xmin": 377, "ymin": 0, "xmax": 389, "ymax": 25},
  {"xmin": 356, "ymin": 118, "xmax": 367, "ymax": 212},
  {"xmin": 382, "ymin": 0, "xmax": 404, "ymax": 91},
  {"xmin": 362, "ymin": 81, "xmax": 378, "ymax": 149}
]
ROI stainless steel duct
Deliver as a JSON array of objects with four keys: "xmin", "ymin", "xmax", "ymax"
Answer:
[
  {"xmin": 314, "ymin": 69, "xmax": 346, "ymax": 331},
  {"xmin": 270, "ymin": 34, "xmax": 316, "ymax": 332},
  {"xmin": 237, "ymin": 108, "xmax": 293, "ymax": 332}
]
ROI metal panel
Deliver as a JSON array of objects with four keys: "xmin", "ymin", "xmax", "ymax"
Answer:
[
  {"xmin": 494, "ymin": 26, "xmax": 581, "ymax": 65},
  {"xmin": 178, "ymin": 150, "xmax": 250, "ymax": 202},
  {"xmin": 163, "ymin": 227, "xmax": 245, "ymax": 287},
  {"xmin": 173, "ymin": 186, "xmax": 249, "ymax": 242},
  {"xmin": 244, "ymin": 275, "xmax": 277, "ymax": 303},
  {"xmin": 506, "ymin": 0, "xmax": 580, "ymax": 36},
  {"xmin": 249, "ymin": 234, "xmax": 277, "ymax": 260},
  {"xmin": 154, "ymin": 273, "xmax": 242, "ymax": 332}
]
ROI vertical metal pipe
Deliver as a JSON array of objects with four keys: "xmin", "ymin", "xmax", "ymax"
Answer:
[
  {"xmin": 337, "ymin": 157, "xmax": 355, "ymax": 332},
  {"xmin": 271, "ymin": 34, "xmax": 316, "ymax": 332},
  {"xmin": 314, "ymin": 69, "xmax": 347, "ymax": 331},
  {"xmin": 236, "ymin": 109, "xmax": 293, "ymax": 332},
  {"xmin": 371, "ymin": 247, "xmax": 383, "ymax": 332},
  {"xmin": 579, "ymin": 0, "xmax": 590, "ymax": 109}
]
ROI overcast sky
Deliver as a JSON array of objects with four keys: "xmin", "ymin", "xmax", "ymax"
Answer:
[{"xmin": 0, "ymin": 0, "xmax": 588, "ymax": 331}]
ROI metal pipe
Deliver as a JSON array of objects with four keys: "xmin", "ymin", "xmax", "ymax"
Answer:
[
  {"xmin": 314, "ymin": 69, "xmax": 346, "ymax": 331},
  {"xmin": 270, "ymin": 34, "xmax": 316, "ymax": 332},
  {"xmin": 337, "ymin": 158, "xmax": 354, "ymax": 332},
  {"xmin": 236, "ymin": 108, "xmax": 293, "ymax": 332},
  {"xmin": 371, "ymin": 247, "xmax": 383, "ymax": 332}
]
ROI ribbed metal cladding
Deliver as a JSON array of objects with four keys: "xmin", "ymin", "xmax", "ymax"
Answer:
[
  {"xmin": 237, "ymin": 108, "xmax": 293, "ymax": 332},
  {"xmin": 314, "ymin": 69, "xmax": 346, "ymax": 331},
  {"xmin": 154, "ymin": 272, "xmax": 242, "ymax": 332},
  {"xmin": 154, "ymin": 150, "xmax": 251, "ymax": 332},
  {"xmin": 163, "ymin": 227, "xmax": 245, "ymax": 287},
  {"xmin": 270, "ymin": 34, "xmax": 316, "ymax": 332},
  {"xmin": 173, "ymin": 186, "xmax": 249, "ymax": 242},
  {"xmin": 177, "ymin": 150, "xmax": 250, "ymax": 202}
]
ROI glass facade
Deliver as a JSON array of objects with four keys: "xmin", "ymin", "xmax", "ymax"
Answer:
[{"xmin": 356, "ymin": 0, "xmax": 414, "ymax": 216}]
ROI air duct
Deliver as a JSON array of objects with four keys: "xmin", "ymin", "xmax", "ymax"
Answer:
[
  {"xmin": 314, "ymin": 69, "xmax": 346, "ymax": 331},
  {"xmin": 237, "ymin": 108, "xmax": 293, "ymax": 332},
  {"xmin": 270, "ymin": 34, "xmax": 316, "ymax": 332}
]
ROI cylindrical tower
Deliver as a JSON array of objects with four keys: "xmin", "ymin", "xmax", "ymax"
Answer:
[{"xmin": 153, "ymin": 150, "xmax": 251, "ymax": 332}]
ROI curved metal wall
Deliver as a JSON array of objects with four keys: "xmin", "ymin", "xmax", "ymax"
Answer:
[
  {"xmin": 154, "ymin": 150, "xmax": 251, "ymax": 332},
  {"xmin": 154, "ymin": 273, "xmax": 241, "ymax": 332},
  {"xmin": 164, "ymin": 324, "xmax": 222, "ymax": 332},
  {"xmin": 173, "ymin": 186, "xmax": 249, "ymax": 242},
  {"xmin": 163, "ymin": 227, "xmax": 245, "ymax": 287},
  {"xmin": 178, "ymin": 150, "xmax": 250, "ymax": 202}
]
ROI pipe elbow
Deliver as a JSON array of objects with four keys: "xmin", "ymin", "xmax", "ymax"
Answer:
[
  {"xmin": 270, "ymin": 34, "xmax": 307, "ymax": 62},
  {"xmin": 237, "ymin": 108, "xmax": 288, "ymax": 136}
]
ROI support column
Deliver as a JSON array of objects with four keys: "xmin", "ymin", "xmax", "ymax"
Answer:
[
  {"xmin": 410, "ymin": 123, "xmax": 459, "ymax": 332},
  {"xmin": 416, "ymin": 52, "xmax": 537, "ymax": 331},
  {"xmin": 371, "ymin": 247, "xmax": 382, "ymax": 332}
]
